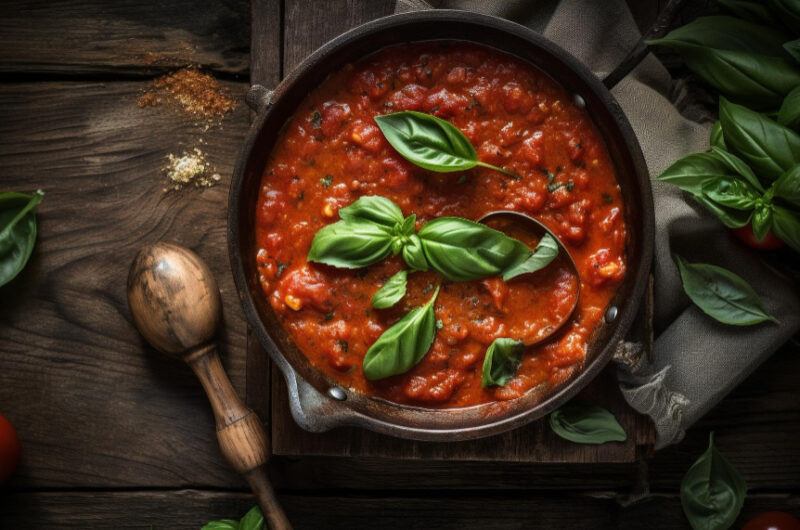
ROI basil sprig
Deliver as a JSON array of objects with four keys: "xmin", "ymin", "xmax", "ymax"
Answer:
[
  {"xmin": 362, "ymin": 285, "xmax": 439, "ymax": 380},
  {"xmin": 0, "ymin": 189, "xmax": 44, "ymax": 288},
  {"xmin": 202, "ymin": 506, "xmax": 263, "ymax": 530},
  {"xmin": 681, "ymin": 433, "xmax": 746, "ymax": 530},
  {"xmin": 372, "ymin": 269, "xmax": 408, "ymax": 309},
  {"xmin": 374, "ymin": 111, "xmax": 519, "ymax": 178},
  {"xmin": 674, "ymin": 254, "xmax": 778, "ymax": 326},
  {"xmin": 549, "ymin": 402, "xmax": 627, "ymax": 444},
  {"xmin": 481, "ymin": 338, "xmax": 524, "ymax": 388},
  {"xmin": 648, "ymin": 16, "xmax": 800, "ymax": 110},
  {"xmin": 309, "ymin": 195, "xmax": 559, "ymax": 281}
]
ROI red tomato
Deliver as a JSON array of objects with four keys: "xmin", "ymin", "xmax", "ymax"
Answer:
[
  {"xmin": 0, "ymin": 413, "xmax": 21, "ymax": 483},
  {"xmin": 743, "ymin": 511, "xmax": 800, "ymax": 530},
  {"xmin": 732, "ymin": 225, "xmax": 786, "ymax": 250}
]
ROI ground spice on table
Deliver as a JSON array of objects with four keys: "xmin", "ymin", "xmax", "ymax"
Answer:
[
  {"xmin": 163, "ymin": 148, "xmax": 221, "ymax": 191},
  {"xmin": 138, "ymin": 67, "xmax": 237, "ymax": 118}
]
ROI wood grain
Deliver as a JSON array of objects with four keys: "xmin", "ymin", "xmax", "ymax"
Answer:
[
  {"xmin": 0, "ymin": 81, "xmax": 250, "ymax": 488},
  {"xmin": 0, "ymin": 490, "xmax": 797, "ymax": 529},
  {"xmin": 0, "ymin": 0, "xmax": 252, "ymax": 76}
]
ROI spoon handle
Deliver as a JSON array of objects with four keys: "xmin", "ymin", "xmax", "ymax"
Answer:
[{"xmin": 185, "ymin": 344, "xmax": 292, "ymax": 530}]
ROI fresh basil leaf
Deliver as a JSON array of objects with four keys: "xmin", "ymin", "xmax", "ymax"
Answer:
[
  {"xmin": 717, "ymin": 0, "xmax": 783, "ymax": 28},
  {"xmin": 374, "ymin": 111, "xmax": 516, "ymax": 177},
  {"xmin": 307, "ymin": 219, "xmax": 393, "ymax": 268},
  {"xmin": 648, "ymin": 18, "xmax": 800, "ymax": 109},
  {"xmin": 238, "ymin": 506, "xmax": 264, "ymax": 530},
  {"xmin": 751, "ymin": 203, "xmax": 774, "ymax": 242},
  {"xmin": 401, "ymin": 234, "xmax": 429, "ymax": 271},
  {"xmin": 481, "ymin": 338, "xmax": 524, "ymax": 388},
  {"xmin": 549, "ymin": 402, "xmax": 627, "ymax": 444},
  {"xmin": 766, "ymin": 0, "xmax": 800, "ymax": 34},
  {"xmin": 338, "ymin": 195, "xmax": 404, "ymax": 228},
  {"xmin": 709, "ymin": 146, "xmax": 764, "ymax": 193},
  {"xmin": 681, "ymin": 433, "xmax": 746, "ymax": 530},
  {"xmin": 674, "ymin": 254, "xmax": 778, "ymax": 325},
  {"xmin": 417, "ymin": 217, "xmax": 531, "ymax": 282},
  {"xmin": 786, "ymin": 39, "xmax": 800, "ymax": 64},
  {"xmin": 701, "ymin": 177, "xmax": 761, "ymax": 210},
  {"xmin": 710, "ymin": 121, "xmax": 726, "ymax": 150},
  {"xmin": 501, "ymin": 233, "xmax": 559, "ymax": 281},
  {"xmin": 693, "ymin": 194, "xmax": 753, "ymax": 228},
  {"xmin": 772, "ymin": 164, "xmax": 800, "ymax": 208},
  {"xmin": 201, "ymin": 520, "xmax": 239, "ymax": 530},
  {"xmin": 0, "ymin": 190, "xmax": 44, "ymax": 288},
  {"xmin": 719, "ymin": 97, "xmax": 800, "ymax": 182},
  {"xmin": 777, "ymin": 85, "xmax": 800, "ymax": 133},
  {"xmin": 772, "ymin": 204, "xmax": 800, "ymax": 252},
  {"xmin": 398, "ymin": 213, "xmax": 416, "ymax": 236},
  {"xmin": 362, "ymin": 286, "xmax": 439, "ymax": 380},
  {"xmin": 372, "ymin": 270, "xmax": 408, "ymax": 309}
]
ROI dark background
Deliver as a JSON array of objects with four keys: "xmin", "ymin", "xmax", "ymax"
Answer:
[{"xmin": 0, "ymin": 0, "xmax": 798, "ymax": 528}]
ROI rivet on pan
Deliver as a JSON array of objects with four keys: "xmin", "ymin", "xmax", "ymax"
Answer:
[
  {"xmin": 328, "ymin": 386, "xmax": 347, "ymax": 401},
  {"xmin": 573, "ymin": 94, "xmax": 586, "ymax": 109},
  {"xmin": 605, "ymin": 306, "xmax": 619, "ymax": 323}
]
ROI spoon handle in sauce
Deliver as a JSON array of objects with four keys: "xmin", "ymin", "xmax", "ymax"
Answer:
[{"xmin": 185, "ymin": 344, "xmax": 292, "ymax": 530}]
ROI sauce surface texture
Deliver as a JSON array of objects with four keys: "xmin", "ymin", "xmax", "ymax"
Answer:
[{"xmin": 255, "ymin": 42, "xmax": 627, "ymax": 408}]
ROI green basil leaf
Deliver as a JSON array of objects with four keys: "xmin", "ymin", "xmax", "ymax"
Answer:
[
  {"xmin": 710, "ymin": 121, "xmax": 726, "ymax": 150},
  {"xmin": 772, "ymin": 204, "xmax": 800, "ymax": 252},
  {"xmin": 338, "ymin": 195, "xmax": 404, "ymax": 228},
  {"xmin": 649, "ymin": 16, "xmax": 789, "ymax": 54},
  {"xmin": 481, "ymin": 338, "xmax": 524, "ymax": 388},
  {"xmin": 786, "ymin": 39, "xmax": 800, "ymax": 64},
  {"xmin": 307, "ymin": 219, "xmax": 393, "ymax": 268},
  {"xmin": 766, "ymin": 0, "xmax": 800, "ymax": 34},
  {"xmin": 777, "ymin": 85, "xmax": 800, "ymax": 133},
  {"xmin": 501, "ymin": 233, "xmax": 559, "ymax": 281},
  {"xmin": 674, "ymin": 254, "xmax": 778, "ymax": 325},
  {"xmin": 401, "ymin": 234, "xmax": 429, "ymax": 271},
  {"xmin": 751, "ymin": 203, "xmax": 774, "ymax": 242},
  {"xmin": 374, "ymin": 111, "xmax": 516, "ymax": 177},
  {"xmin": 681, "ymin": 433, "xmax": 746, "ymax": 530},
  {"xmin": 238, "ymin": 506, "xmax": 264, "ymax": 530},
  {"xmin": 693, "ymin": 194, "xmax": 754, "ymax": 228},
  {"xmin": 719, "ymin": 97, "xmax": 800, "ymax": 182},
  {"xmin": 417, "ymin": 217, "xmax": 531, "ymax": 281},
  {"xmin": 549, "ymin": 402, "xmax": 627, "ymax": 444},
  {"xmin": 659, "ymin": 152, "xmax": 740, "ymax": 195},
  {"xmin": 398, "ymin": 213, "xmax": 416, "ymax": 236},
  {"xmin": 717, "ymin": 0, "xmax": 784, "ymax": 28},
  {"xmin": 201, "ymin": 520, "xmax": 239, "ymax": 530},
  {"xmin": 0, "ymin": 190, "xmax": 44, "ymax": 288},
  {"xmin": 701, "ymin": 177, "xmax": 761, "ymax": 210},
  {"xmin": 709, "ymin": 146, "xmax": 764, "ymax": 193},
  {"xmin": 372, "ymin": 270, "xmax": 408, "ymax": 309},
  {"xmin": 362, "ymin": 286, "xmax": 439, "ymax": 380},
  {"xmin": 772, "ymin": 164, "xmax": 800, "ymax": 208}
]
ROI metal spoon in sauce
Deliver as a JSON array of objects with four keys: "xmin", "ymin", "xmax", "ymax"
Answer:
[{"xmin": 478, "ymin": 210, "xmax": 582, "ymax": 346}]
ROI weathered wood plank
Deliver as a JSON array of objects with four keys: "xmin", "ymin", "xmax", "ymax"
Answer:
[
  {"xmin": 0, "ymin": 0, "xmax": 252, "ymax": 76},
  {"xmin": 0, "ymin": 81, "xmax": 251, "ymax": 488},
  {"xmin": 0, "ymin": 490, "xmax": 797, "ymax": 529}
]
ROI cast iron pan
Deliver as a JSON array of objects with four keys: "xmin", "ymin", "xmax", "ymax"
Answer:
[{"xmin": 229, "ymin": 9, "xmax": 657, "ymax": 441}]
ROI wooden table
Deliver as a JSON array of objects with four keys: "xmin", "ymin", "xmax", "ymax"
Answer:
[{"xmin": 0, "ymin": 1, "xmax": 798, "ymax": 528}]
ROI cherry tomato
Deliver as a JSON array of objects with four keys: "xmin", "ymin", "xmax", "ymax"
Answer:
[
  {"xmin": 743, "ymin": 511, "xmax": 800, "ymax": 530},
  {"xmin": 0, "ymin": 412, "xmax": 21, "ymax": 483},
  {"xmin": 731, "ymin": 225, "xmax": 785, "ymax": 251}
]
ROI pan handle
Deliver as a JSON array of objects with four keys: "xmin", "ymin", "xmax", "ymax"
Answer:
[
  {"xmin": 602, "ymin": 0, "xmax": 687, "ymax": 90},
  {"xmin": 246, "ymin": 84, "xmax": 274, "ymax": 114}
]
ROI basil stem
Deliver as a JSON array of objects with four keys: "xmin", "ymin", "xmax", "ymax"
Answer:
[
  {"xmin": 481, "ymin": 338, "xmax": 524, "ymax": 388},
  {"xmin": 549, "ymin": 402, "xmax": 627, "ymax": 444},
  {"xmin": 0, "ymin": 190, "xmax": 44, "ymax": 288},
  {"xmin": 674, "ymin": 254, "xmax": 778, "ymax": 326},
  {"xmin": 680, "ymin": 433, "xmax": 746, "ymax": 530},
  {"xmin": 371, "ymin": 270, "xmax": 408, "ymax": 309},
  {"xmin": 362, "ymin": 285, "xmax": 440, "ymax": 380},
  {"xmin": 374, "ymin": 111, "xmax": 518, "ymax": 178}
]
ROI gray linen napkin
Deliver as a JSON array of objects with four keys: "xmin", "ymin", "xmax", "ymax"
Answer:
[{"xmin": 397, "ymin": 0, "xmax": 800, "ymax": 447}]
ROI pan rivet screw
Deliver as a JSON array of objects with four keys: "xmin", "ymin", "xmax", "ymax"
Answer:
[
  {"xmin": 573, "ymin": 94, "xmax": 586, "ymax": 109},
  {"xmin": 605, "ymin": 306, "xmax": 618, "ymax": 323},
  {"xmin": 328, "ymin": 387, "xmax": 347, "ymax": 401}
]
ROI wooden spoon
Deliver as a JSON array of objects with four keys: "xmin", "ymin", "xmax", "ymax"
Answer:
[{"xmin": 127, "ymin": 242, "xmax": 291, "ymax": 530}]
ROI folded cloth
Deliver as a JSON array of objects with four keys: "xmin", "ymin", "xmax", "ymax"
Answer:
[{"xmin": 396, "ymin": 0, "xmax": 800, "ymax": 448}]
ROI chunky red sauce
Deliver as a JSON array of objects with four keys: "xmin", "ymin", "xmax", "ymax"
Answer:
[{"xmin": 255, "ymin": 42, "xmax": 627, "ymax": 408}]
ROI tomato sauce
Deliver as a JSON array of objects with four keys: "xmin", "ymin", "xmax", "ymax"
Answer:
[{"xmin": 255, "ymin": 42, "xmax": 627, "ymax": 408}]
